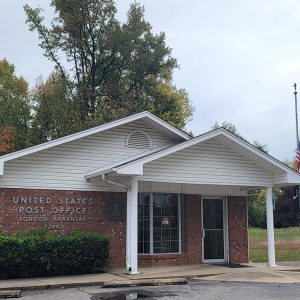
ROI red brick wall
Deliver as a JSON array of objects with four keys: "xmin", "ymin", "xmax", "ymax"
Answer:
[
  {"xmin": 0, "ymin": 188, "xmax": 248, "ymax": 268},
  {"xmin": 227, "ymin": 196, "xmax": 249, "ymax": 264},
  {"xmin": 184, "ymin": 194, "xmax": 202, "ymax": 263},
  {"xmin": 0, "ymin": 188, "xmax": 126, "ymax": 268},
  {"xmin": 138, "ymin": 194, "xmax": 202, "ymax": 267}
]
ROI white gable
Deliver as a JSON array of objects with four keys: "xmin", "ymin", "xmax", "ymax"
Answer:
[
  {"xmin": 0, "ymin": 119, "xmax": 177, "ymax": 191},
  {"xmin": 140, "ymin": 140, "xmax": 274, "ymax": 187},
  {"xmin": 0, "ymin": 111, "xmax": 190, "ymax": 175},
  {"xmin": 106, "ymin": 129, "xmax": 300, "ymax": 188}
]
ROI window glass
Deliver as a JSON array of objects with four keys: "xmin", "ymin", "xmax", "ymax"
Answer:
[
  {"xmin": 138, "ymin": 193, "xmax": 150, "ymax": 254},
  {"xmin": 154, "ymin": 193, "xmax": 179, "ymax": 254},
  {"xmin": 138, "ymin": 192, "xmax": 182, "ymax": 254}
]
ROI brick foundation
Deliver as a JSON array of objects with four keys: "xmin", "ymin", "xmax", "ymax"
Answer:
[{"xmin": 227, "ymin": 196, "xmax": 249, "ymax": 263}]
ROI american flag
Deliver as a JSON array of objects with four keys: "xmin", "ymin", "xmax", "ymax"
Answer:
[{"xmin": 296, "ymin": 142, "xmax": 300, "ymax": 172}]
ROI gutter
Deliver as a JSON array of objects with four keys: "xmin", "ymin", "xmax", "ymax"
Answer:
[
  {"xmin": 85, "ymin": 168, "xmax": 115, "ymax": 181},
  {"xmin": 101, "ymin": 174, "xmax": 128, "ymax": 190}
]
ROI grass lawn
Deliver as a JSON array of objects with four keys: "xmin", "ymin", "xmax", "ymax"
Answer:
[{"xmin": 249, "ymin": 227, "xmax": 300, "ymax": 262}]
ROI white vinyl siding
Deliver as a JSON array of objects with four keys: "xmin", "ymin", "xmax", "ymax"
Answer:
[
  {"xmin": 0, "ymin": 120, "xmax": 176, "ymax": 191},
  {"xmin": 139, "ymin": 140, "xmax": 275, "ymax": 187},
  {"xmin": 138, "ymin": 181, "xmax": 246, "ymax": 196}
]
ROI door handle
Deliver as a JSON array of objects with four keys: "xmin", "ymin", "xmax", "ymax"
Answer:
[{"xmin": 203, "ymin": 229, "xmax": 205, "ymax": 238}]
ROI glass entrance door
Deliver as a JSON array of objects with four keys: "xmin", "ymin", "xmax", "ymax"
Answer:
[{"xmin": 203, "ymin": 198, "xmax": 225, "ymax": 261}]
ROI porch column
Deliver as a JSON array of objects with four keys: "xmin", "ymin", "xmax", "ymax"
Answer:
[
  {"xmin": 266, "ymin": 187, "xmax": 276, "ymax": 267},
  {"xmin": 126, "ymin": 178, "xmax": 139, "ymax": 274},
  {"xmin": 126, "ymin": 189, "xmax": 131, "ymax": 270}
]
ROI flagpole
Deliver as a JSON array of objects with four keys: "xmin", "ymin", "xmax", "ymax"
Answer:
[
  {"xmin": 294, "ymin": 83, "xmax": 299, "ymax": 146},
  {"xmin": 293, "ymin": 84, "xmax": 300, "ymax": 204}
]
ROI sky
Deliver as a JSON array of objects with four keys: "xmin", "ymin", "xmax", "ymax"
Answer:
[{"xmin": 0, "ymin": 0, "xmax": 300, "ymax": 161}]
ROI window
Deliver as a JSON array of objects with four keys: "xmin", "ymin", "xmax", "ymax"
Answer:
[
  {"xmin": 138, "ymin": 193, "xmax": 185, "ymax": 254},
  {"xmin": 138, "ymin": 193, "xmax": 150, "ymax": 254}
]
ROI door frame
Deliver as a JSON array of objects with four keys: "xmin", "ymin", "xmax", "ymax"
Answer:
[{"xmin": 201, "ymin": 196, "xmax": 229, "ymax": 263}]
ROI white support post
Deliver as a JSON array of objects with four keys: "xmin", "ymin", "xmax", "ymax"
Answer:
[
  {"xmin": 126, "ymin": 189, "xmax": 131, "ymax": 271},
  {"xmin": 266, "ymin": 187, "xmax": 276, "ymax": 267},
  {"xmin": 126, "ymin": 178, "xmax": 139, "ymax": 274},
  {"xmin": 0, "ymin": 161, "xmax": 4, "ymax": 176}
]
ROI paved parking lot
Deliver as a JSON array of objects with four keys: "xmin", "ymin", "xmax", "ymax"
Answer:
[{"xmin": 19, "ymin": 280, "xmax": 300, "ymax": 300}]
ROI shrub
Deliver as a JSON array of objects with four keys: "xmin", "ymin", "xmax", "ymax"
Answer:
[{"xmin": 0, "ymin": 230, "xmax": 109, "ymax": 279}]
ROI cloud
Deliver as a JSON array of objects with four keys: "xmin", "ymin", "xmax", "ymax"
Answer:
[{"xmin": 1, "ymin": 0, "xmax": 299, "ymax": 160}]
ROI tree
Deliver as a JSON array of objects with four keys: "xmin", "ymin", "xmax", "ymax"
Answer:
[
  {"xmin": 0, "ymin": 59, "xmax": 31, "ymax": 154},
  {"xmin": 24, "ymin": 0, "xmax": 193, "ymax": 136},
  {"xmin": 274, "ymin": 186, "xmax": 300, "ymax": 228},
  {"xmin": 247, "ymin": 190, "xmax": 267, "ymax": 228},
  {"xmin": 211, "ymin": 121, "xmax": 241, "ymax": 137},
  {"xmin": 0, "ymin": 127, "xmax": 14, "ymax": 153},
  {"xmin": 30, "ymin": 72, "xmax": 81, "ymax": 144},
  {"xmin": 274, "ymin": 160, "xmax": 300, "ymax": 227}
]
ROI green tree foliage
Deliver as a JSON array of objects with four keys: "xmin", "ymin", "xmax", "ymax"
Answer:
[
  {"xmin": 30, "ymin": 72, "xmax": 81, "ymax": 143},
  {"xmin": 248, "ymin": 190, "xmax": 267, "ymax": 228},
  {"xmin": 274, "ymin": 186, "xmax": 300, "ymax": 228},
  {"xmin": 211, "ymin": 121, "xmax": 241, "ymax": 137},
  {"xmin": 0, "ymin": 59, "xmax": 31, "ymax": 153},
  {"xmin": 24, "ymin": 0, "xmax": 193, "ymax": 141}
]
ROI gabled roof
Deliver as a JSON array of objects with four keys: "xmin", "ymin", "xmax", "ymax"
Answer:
[
  {"xmin": 0, "ymin": 111, "xmax": 190, "ymax": 175},
  {"xmin": 86, "ymin": 128, "xmax": 300, "ymax": 186}
]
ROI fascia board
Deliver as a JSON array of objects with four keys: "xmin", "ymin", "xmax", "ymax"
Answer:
[
  {"xmin": 85, "ymin": 168, "xmax": 115, "ymax": 180},
  {"xmin": 116, "ymin": 165, "xmax": 144, "ymax": 175},
  {"xmin": 286, "ymin": 172, "xmax": 300, "ymax": 184}
]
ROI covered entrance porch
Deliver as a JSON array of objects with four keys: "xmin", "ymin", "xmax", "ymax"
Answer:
[
  {"xmin": 125, "ymin": 179, "xmax": 265, "ymax": 274},
  {"xmin": 85, "ymin": 128, "xmax": 300, "ymax": 274}
]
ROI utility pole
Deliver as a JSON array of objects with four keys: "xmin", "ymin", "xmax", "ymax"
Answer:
[{"xmin": 294, "ymin": 83, "xmax": 299, "ymax": 146}]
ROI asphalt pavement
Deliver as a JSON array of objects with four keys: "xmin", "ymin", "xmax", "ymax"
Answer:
[{"xmin": 18, "ymin": 280, "xmax": 300, "ymax": 300}]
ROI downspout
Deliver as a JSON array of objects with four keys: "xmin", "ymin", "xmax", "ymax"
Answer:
[
  {"xmin": 101, "ymin": 173, "xmax": 132, "ymax": 272},
  {"xmin": 101, "ymin": 174, "xmax": 128, "ymax": 190}
]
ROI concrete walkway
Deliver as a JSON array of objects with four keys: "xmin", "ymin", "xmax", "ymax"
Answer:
[
  {"xmin": 200, "ymin": 262, "xmax": 300, "ymax": 284},
  {"xmin": 0, "ymin": 262, "xmax": 300, "ymax": 291}
]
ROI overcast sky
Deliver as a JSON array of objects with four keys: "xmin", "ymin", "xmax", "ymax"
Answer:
[{"xmin": 1, "ymin": 0, "xmax": 299, "ymax": 161}]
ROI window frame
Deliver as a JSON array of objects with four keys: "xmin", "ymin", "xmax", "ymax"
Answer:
[{"xmin": 138, "ymin": 192, "xmax": 183, "ymax": 255}]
